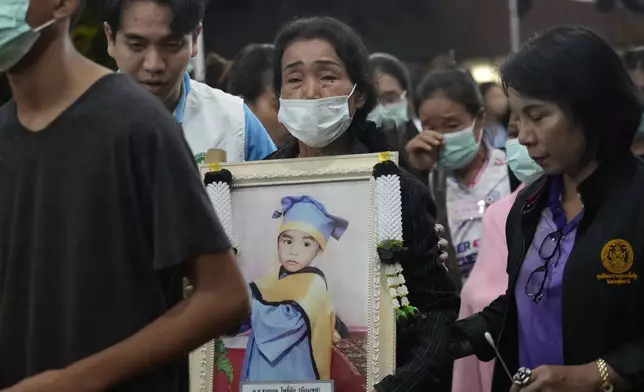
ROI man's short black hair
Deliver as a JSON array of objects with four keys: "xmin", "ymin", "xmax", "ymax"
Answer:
[
  {"xmin": 103, "ymin": 0, "xmax": 208, "ymax": 37},
  {"xmin": 501, "ymin": 25, "xmax": 643, "ymax": 163}
]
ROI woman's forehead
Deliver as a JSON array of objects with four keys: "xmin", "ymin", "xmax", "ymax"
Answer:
[
  {"xmin": 420, "ymin": 94, "xmax": 469, "ymax": 118},
  {"xmin": 281, "ymin": 38, "xmax": 343, "ymax": 69},
  {"xmin": 375, "ymin": 72, "xmax": 403, "ymax": 94},
  {"xmin": 507, "ymin": 88, "xmax": 552, "ymax": 110}
]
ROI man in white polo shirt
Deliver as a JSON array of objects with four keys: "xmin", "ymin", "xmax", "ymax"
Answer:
[{"xmin": 103, "ymin": 0, "xmax": 276, "ymax": 163}]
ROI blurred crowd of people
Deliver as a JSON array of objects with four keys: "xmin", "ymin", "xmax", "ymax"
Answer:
[{"xmin": 2, "ymin": 0, "xmax": 644, "ymax": 392}]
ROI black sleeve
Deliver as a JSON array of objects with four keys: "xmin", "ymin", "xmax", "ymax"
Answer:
[
  {"xmin": 453, "ymin": 295, "xmax": 508, "ymax": 362},
  {"xmin": 604, "ymin": 339, "xmax": 644, "ymax": 388},
  {"xmin": 129, "ymin": 113, "xmax": 231, "ymax": 271},
  {"xmin": 380, "ymin": 119, "xmax": 430, "ymax": 189},
  {"xmin": 375, "ymin": 171, "xmax": 459, "ymax": 392}
]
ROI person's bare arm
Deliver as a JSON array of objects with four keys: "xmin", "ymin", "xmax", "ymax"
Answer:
[{"xmin": 67, "ymin": 251, "xmax": 249, "ymax": 391}]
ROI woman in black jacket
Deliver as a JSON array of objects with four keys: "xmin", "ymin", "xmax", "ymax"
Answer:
[
  {"xmin": 452, "ymin": 26, "xmax": 644, "ymax": 392},
  {"xmin": 265, "ymin": 16, "xmax": 459, "ymax": 392}
]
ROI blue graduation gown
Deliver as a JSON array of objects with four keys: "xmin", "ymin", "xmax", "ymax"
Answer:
[{"xmin": 241, "ymin": 294, "xmax": 317, "ymax": 381}]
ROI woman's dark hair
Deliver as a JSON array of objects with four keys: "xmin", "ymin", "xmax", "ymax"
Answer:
[
  {"xmin": 415, "ymin": 68, "xmax": 484, "ymax": 117},
  {"xmin": 272, "ymin": 16, "xmax": 377, "ymax": 124},
  {"xmin": 501, "ymin": 25, "xmax": 643, "ymax": 163},
  {"xmin": 227, "ymin": 44, "xmax": 274, "ymax": 102},
  {"xmin": 368, "ymin": 53, "xmax": 411, "ymax": 93},
  {"xmin": 204, "ymin": 52, "xmax": 231, "ymax": 90}
]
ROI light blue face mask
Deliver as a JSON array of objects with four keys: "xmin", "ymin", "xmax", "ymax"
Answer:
[
  {"xmin": 505, "ymin": 138, "xmax": 544, "ymax": 184},
  {"xmin": 367, "ymin": 92, "xmax": 409, "ymax": 127},
  {"xmin": 368, "ymin": 100, "xmax": 409, "ymax": 127},
  {"xmin": 437, "ymin": 120, "xmax": 481, "ymax": 169},
  {"xmin": 0, "ymin": 0, "xmax": 55, "ymax": 73}
]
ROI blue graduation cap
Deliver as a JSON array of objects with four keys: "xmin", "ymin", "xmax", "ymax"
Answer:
[{"xmin": 272, "ymin": 195, "xmax": 349, "ymax": 249}]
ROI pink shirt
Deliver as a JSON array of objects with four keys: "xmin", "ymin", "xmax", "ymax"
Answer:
[{"xmin": 452, "ymin": 186, "xmax": 523, "ymax": 392}]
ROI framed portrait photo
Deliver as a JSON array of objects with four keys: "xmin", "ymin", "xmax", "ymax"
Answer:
[{"xmin": 190, "ymin": 153, "xmax": 405, "ymax": 392}]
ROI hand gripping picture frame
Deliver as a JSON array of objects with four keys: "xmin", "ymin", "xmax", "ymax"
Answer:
[{"xmin": 189, "ymin": 152, "xmax": 412, "ymax": 392}]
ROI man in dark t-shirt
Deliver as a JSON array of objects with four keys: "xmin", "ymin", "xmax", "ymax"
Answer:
[{"xmin": 0, "ymin": 1, "xmax": 250, "ymax": 392}]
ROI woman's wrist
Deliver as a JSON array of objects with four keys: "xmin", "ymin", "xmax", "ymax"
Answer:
[
  {"xmin": 596, "ymin": 359, "xmax": 614, "ymax": 392},
  {"xmin": 587, "ymin": 358, "xmax": 632, "ymax": 392}
]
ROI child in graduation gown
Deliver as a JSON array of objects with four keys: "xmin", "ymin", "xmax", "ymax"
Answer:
[{"xmin": 241, "ymin": 195, "xmax": 349, "ymax": 382}]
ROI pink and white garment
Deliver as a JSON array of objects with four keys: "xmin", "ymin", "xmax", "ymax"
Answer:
[{"xmin": 451, "ymin": 186, "xmax": 523, "ymax": 392}]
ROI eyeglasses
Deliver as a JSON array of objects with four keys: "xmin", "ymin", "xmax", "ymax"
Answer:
[{"xmin": 525, "ymin": 230, "xmax": 563, "ymax": 303}]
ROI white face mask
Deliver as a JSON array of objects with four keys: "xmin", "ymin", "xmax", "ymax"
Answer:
[
  {"xmin": 0, "ymin": 0, "xmax": 55, "ymax": 73},
  {"xmin": 278, "ymin": 85, "xmax": 356, "ymax": 148}
]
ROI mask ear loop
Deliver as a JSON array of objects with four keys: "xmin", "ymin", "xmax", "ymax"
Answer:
[
  {"xmin": 347, "ymin": 84, "xmax": 358, "ymax": 119},
  {"xmin": 347, "ymin": 84, "xmax": 357, "ymax": 98},
  {"xmin": 33, "ymin": 19, "xmax": 56, "ymax": 33},
  {"xmin": 472, "ymin": 109, "xmax": 486, "ymax": 144}
]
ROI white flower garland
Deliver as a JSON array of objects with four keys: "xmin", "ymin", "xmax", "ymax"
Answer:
[
  {"xmin": 205, "ymin": 180, "xmax": 236, "ymax": 246},
  {"xmin": 199, "ymin": 172, "xmax": 237, "ymax": 392},
  {"xmin": 376, "ymin": 172, "xmax": 414, "ymax": 317}
]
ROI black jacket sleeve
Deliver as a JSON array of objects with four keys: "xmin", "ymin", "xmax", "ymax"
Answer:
[
  {"xmin": 375, "ymin": 171, "xmax": 460, "ymax": 392},
  {"xmin": 452, "ymin": 295, "xmax": 508, "ymax": 362},
  {"xmin": 604, "ymin": 339, "xmax": 644, "ymax": 388}
]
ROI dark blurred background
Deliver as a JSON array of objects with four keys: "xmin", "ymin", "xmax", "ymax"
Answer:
[{"xmin": 1, "ymin": 0, "xmax": 643, "ymax": 104}]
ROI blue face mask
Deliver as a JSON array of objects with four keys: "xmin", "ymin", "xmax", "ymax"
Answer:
[
  {"xmin": 637, "ymin": 114, "xmax": 644, "ymax": 134},
  {"xmin": 367, "ymin": 92, "xmax": 409, "ymax": 127},
  {"xmin": 0, "ymin": 0, "xmax": 55, "ymax": 73},
  {"xmin": 368, "ymin": 100, "xmax": 409, "ymax": 127},
  {"xmin": 437, "ymin": 120, "xmax": 481, "ymax": 169},
  {"xmin": 505, "ymin": 138, "xmax": 544, "ymax": 184}
]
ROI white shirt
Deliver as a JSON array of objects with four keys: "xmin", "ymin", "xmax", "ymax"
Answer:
[
  {"xmin": 181, "ymin": 79, "xmax": 246, "ymax": 163},
  {"xmin": 175, "ymin": 75, "xmax": 276, "ymax": 163},
  {"xmin": 445, "ymin": 147, "xmax": 511, "ymax": 283}
]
